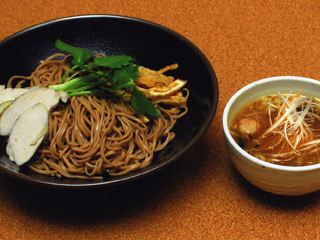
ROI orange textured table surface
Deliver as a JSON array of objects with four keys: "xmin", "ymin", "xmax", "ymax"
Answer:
[{"xmin": 1, "ymin": 1, "xmax": 320, "ymax": 239}]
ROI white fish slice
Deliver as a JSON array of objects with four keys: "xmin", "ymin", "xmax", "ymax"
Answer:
[
  {"xmin": 0, "ymin": 88, "xmax": 29, "ymax": 104},
  {"xmin": 6, "ymin": 103, "xmax": 49, "ymax": 166},
  {"xmin": 0, "ymin": 88, "xmax": 30, "ymax": 115},
  {"xmin": 0, "ymin": 88, "xmax": 60, "ymax": 136}
]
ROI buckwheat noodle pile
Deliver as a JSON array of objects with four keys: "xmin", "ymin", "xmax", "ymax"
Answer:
[{"xmin": 7, "ymin": 53, "xmax": 188, "ymax": 179}]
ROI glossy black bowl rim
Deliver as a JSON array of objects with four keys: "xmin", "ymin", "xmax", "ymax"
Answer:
[{"xmin": 0, "ymin": 14, "xmax": 219, "ymax": 189}]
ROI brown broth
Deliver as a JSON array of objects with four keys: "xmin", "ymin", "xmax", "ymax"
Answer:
[{"xmin": 229, "ymin": 93, "xmax": 320, "ymax": 166}]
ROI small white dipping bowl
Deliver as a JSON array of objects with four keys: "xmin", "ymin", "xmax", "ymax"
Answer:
[{"xmin": 223, "ymin": 76, "xmax": 320, "ymax": 196}]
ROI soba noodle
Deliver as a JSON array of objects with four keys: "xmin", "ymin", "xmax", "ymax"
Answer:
[{"xmin": 7, "ymin": 54, "xmax": 188, "ymax": 179}]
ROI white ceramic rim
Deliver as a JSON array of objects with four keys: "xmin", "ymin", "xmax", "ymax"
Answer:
[{"xmin": 223, "ymin": 76, "xmax": 320, "ymax": 172}]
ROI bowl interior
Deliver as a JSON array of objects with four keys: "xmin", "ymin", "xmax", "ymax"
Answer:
[
  {"xmin": 223, "ymin": 76, "xmax": 320, "ymax": 170},
  {"xmin": 226, "ymin": 77, "xmax": 320, "ymax": 124},
  {"xmin": 0, "ymin": 15, "xmax": 218, "ymax": 188}
]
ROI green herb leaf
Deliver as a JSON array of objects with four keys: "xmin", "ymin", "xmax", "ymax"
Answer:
[
  {"xmin": 52, "ymin": 40, "xmax": 162, "ymax": 118},
  {"xmin": 51, "ymin": 74, "xmax": 97, "ymax": 92},
  {"xmin": 93, "ymin": 55, "xmax": 136, "ymax": 68},
  {"xmin": 55, "ymin": 39, "xmax": 95, "ymax": 65},
  {"xmin": 131, "ymin": 86, "xmax": 162, "ymax": 118},
  {"xmin": 113, "ymin": 64, "xmax": 139, "ymax": 82}
]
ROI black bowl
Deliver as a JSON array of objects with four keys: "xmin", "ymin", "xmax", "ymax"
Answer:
[{"xmin": 0, "ymin": 15, "xmax": 218, "ymax": 188}]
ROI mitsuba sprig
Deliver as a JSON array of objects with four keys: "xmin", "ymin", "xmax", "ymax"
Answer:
[{"xmin": 50, "ymin": 39, "xmax": 162, "ymax": 118}]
